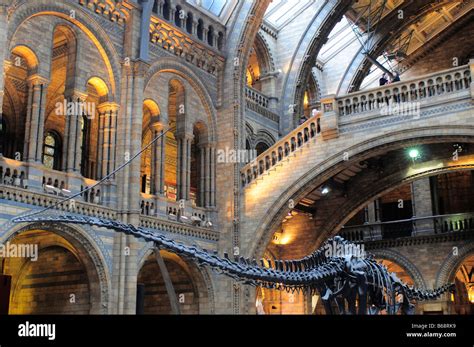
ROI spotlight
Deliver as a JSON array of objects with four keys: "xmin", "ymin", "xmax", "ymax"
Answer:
[
  {"xmin": 408, "ymin": 149, "xmax": 420, "ymax": 159},
  {"xmin": 321, "ymin": 187, "xmax": 330, "ymax": 195}
]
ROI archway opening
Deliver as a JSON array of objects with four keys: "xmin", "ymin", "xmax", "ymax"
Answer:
[
  {"xmin": 1, "ymin": 229, "xmax": 103, "ymax": 314},
  {"xmin": 136, "ymin": 251, "xmax": 201, "ymax": 315},
  {"xmin": 452, "ymin": 254, "xmax": 474, "ymax": 315}
]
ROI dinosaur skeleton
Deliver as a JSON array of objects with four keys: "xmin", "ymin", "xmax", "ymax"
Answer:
[{"xmin": 12, "ymin": 214, "xmax": 454, "ymax": 315}]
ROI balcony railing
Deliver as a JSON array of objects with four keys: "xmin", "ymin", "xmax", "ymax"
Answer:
[
  {"xmin": 340, "ymin": 212, "xmax": 474, "ymax": 243},
  {"xmin": 0, "ymin": 184, "xmax": 117, "ymax": 220},
  {"xmin": 241, "ymin": 113, "xmax": 321, "ymax": 187},
  {"xmin": 245, "ymin": 87, "xmax": 280, "ymax": 123},
  {"xmin": 0, "ymin": 156, "xmax": 105, "ymax": 205},
  {"xmin": 336, "ymin": 64, "xmax": 471, "ymax": 117}
]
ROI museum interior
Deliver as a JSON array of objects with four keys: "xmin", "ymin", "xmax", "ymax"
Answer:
[{"xmin": 0, "ymin": 0, "xmax": 473, "ymax": 315}]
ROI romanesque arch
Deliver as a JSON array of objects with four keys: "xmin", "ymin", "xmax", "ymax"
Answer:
[
  {"xmin": 136, "ymin": 246, "xmax": 215, "ymax": 314},
  {"xmin": 0, "ymin": 222, "xmax": 111, "ymax": 314},
  {"xmin": 250, "ymin": 127, "xmax": 474, "ymax": 259}
]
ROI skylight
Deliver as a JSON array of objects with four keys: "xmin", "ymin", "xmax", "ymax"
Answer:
[{"xmin": 187, "ymin": 0, "xmax": 229, "ymax": 17}]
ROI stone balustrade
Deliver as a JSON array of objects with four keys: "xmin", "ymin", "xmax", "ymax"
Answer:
[
  {"xmin": 245, "ymin": 87, "xmax": 269, "ymax": 108},
  {"xmin": 340, "ymin": 212, "xmax": 474, "ymax": 244},
  {"xmin": 140, "ymin": 193, "xmax": 214, "ymax": 229},
  {"xmin": 0, "ymin": 184, "xmax": 117, "ymax": 220},
  {"xmin": 336, "ymin": 64, "xmax": 471, "ymax": 117},
  {"xmin": 152, "ymin": 0, "xmax": 226, "ymax": 52},
  {"xmin": 139, "ymin": 215, "xmax": 219, "ymax": 242},
  {"xmin": 241, "ymin": 114, "xmax": 321, "ymax": 187}
]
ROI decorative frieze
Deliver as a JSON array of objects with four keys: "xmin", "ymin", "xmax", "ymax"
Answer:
[
  {"xmin": 150, "ymin": 18, "xmax": 225, "ymax": 76},
  {"xmin": 78, "ymin": 0, "xmax": 130, "ymax": 24}
]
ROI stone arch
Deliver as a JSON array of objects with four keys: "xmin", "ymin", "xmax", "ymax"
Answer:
[
  {"xmin": 254, "ymin": 129, "xmax": 276, "ymax": 149},
  {"xmin": 10, "ymin": 44, "xmax": 39, "ymax": 72},
  {"xmin": 0, "ymin": 221, "xmax": 111, "ymax": 314},
  {"xmin": 250, "ymin": 126, "xmax": 474, "ymax": 259},
  {"xmin": 87, "ymin": 76, "xmax": 110, "ymax": 100},
  {"xmin": 136, "ymin": 245, "xmax": 215, "ymax": 314},
  {"xmin": 144, "ymin": 58, "xmax": 217, "ymax": 143},
  {"xmin": 7, "ymin": 0, "xmax": 121, "ymax": 97},
  {"xmin": 435, "ymin": 241, "xmax": 474, "ymax": 289},
  {"xmin": 254, "ymin": 32, "xmax": 275, "ymax": 74},
  {"xmin": 279, "ymin": 1, "xmax": 351, "ymax": 133},
  {"xmin": 336, "ymin": 0, "xmax": 458, "ymax": 94},
  {"xmin": 371, "ymin": 249, "xmax": 426, "ymax": 290}
]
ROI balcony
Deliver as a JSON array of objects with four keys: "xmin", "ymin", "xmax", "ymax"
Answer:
[
  {"xmin": 340, "ymin": 212, "xmax": 474, "ymax": 249},
  {"xmin": 245, "ymin": 87, "xmax": 279, "ymax": 123}
]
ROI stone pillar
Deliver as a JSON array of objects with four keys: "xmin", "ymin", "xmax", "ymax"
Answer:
[
  {"xmin": 97, "ymin": 102, "xmax": 119, "ymax": 179},
  {"xmin": 320, "ymin": 95, "xmax": 339, "ymax": 140},
  {"xmin": 469, "ymin": 59, "xmax": 474, "ymax": 100},
  {"xmin": 127, "ymin": 61, "xmax": 148, "ymax": 225},
  {"xmin": 176, "ymin": 134, "xmax": 193, "ymax": 201},
  {"xmin": 63, "ymin": 91, "xmax": 87, "ymax": 173},
  {"xmin": 412, "ymin": 178, "xmax": 435, "ymax": 235},
  {"xmin": 151, "ymin": 119, "xmax": 165, "ymax": 196},
  {"xmin": 365, "ymin": 200, "xmax": 382, "ymax": 240},
  {"xmin": 1, "ymin": 61, "xmax": 12, "ymax": 157},
  {"xmin": 0, "ymin": 4, "xmax": 8, "ymax": 150},
  {"xmin": 199, "ymin": 143, "xmax": 207, "ymax": 207},
  {"xmin": 210, "ymin": 144, "xmax": 216, "ymax": 207},
  {"xmin": 192, "ymin": 20, "xmax": 198, "ymax": 36},
  {"xmin": 25, "ymin": 75, "xmax": 49, "ymax": 163},
  {"xmin": 185, "ymin": 135, "xmax": 192, "ymax": 201},
  {"xmin": 96, "ymin": 102, "xmax": 119, "ymax": 206}
]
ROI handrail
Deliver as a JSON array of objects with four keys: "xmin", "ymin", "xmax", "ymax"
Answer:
[
  {"xmin": 241, "ymin": 113, "xmax": 321, "ymax": 187},
  {"xmin": 342, "ymin": 212, "xmax": 474, "ymax": 229},
  {"xmin": 337, "ymin": 64, "xmax": 471, "ymax": 100},
  {"xmin": 336, "ymin": 64, "xmax": 471, "ymax": 117}
]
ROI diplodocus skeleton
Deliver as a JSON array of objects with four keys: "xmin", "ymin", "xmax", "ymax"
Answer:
[{"xmin": 12, "ymin": 213, "xmax": 454, "ymax": 315}]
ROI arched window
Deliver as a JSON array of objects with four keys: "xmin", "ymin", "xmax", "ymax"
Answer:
[
  {"xmin": 186, "ymin": 12, "xmax": 194, "ymax": 34},
  {"xmin": 80, "ymin": 115, "xmax": 92, "ymax": 179},
  {"xmin": 43, "ymin": 131, "xmax": 61, "ymax": 170},
  {"xmin": 217, "ymin": 32, "xmax": 224, "ymax": 50},
  {"xmin": 197, "ymin": 20, "xmax": 204, "ymax": 40},
  {"xmin": 207, "ymin": 26, "xmax": 215, "ymax": 46},
  {"xmin": 255, "ymin": 142, "xmax": 270, "ymax": 156},
  {"xmin": 163, "ymin": 0, "xmax": 171, "ymax": 20},
  {"xmin": 175, "ymin": 6, "xmax": 182, "ymax": 27}
]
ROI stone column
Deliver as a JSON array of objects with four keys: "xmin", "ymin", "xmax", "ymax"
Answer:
[
  {"xmin": 176, "ymin": 133, "xmax": 193, "ymax": 201},
  {"xmin": 1, "ymin": 61, "xmax": 12, "ymax": 157},
  {"xmin": 0, "ymin": 4, "xmax": 8, "ymax": 156},
  {"xmin": 151, "ymin": 118, "xmax": 165, "ymax": 196},
  {"xmin": 63, "ymin": 91, "xmax": 87, "ymax": 173},
  {"xmin": 25, "ymin": 75, "xmax": 49, "ymax": 163},
  {"xmin": 199, "ymin": 143, "xmax": 207, "ymax": 207},
  {"xmin": 97, "ymin": 102, "xmax": 119, "ymax": 178},
  {"xmin": 185, "ymin": 135, "xmax": 192, "ymax": 201},
  {"xmin": 412, "ymin": 178, "xmax": 434, "ymax": 235},
  {"xmin": 192, "ymin": 20, "xmax": 198, "ymax": 36},
  {"xmin": 210, "ymin": 144, "xmax": 216, "ymax": 207},
  {"xmin": 365, "ymin": 200, "xmax": 382, "ymax": 240},
  {"xmin": 127, "ymin": 61, "xmax": 148, "ymax": 225},
  {"xmin": 469, "ymin": 59, "xmax": 474, "ymax": 100}
]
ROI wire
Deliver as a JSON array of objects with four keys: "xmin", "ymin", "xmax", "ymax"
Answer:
[{"xmin": 12, "ymin": 126, "xmax": 171, "ymax": 222}]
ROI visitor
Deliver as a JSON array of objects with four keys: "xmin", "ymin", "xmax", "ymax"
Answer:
[{"xmin": 379, "ymin": 73, "xmax": 389, "ymax": 86}]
